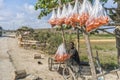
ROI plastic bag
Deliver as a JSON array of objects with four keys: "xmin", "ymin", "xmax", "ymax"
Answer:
[
  {"xmin": 54, "ymin": 43, "xmax": 70, "ymax": 62},
  {"xmin": 68, "ymin": 0, "xmax": 80, "ymax": 27},
  {"xmin": 64, "ymin": 3, "xmax": 73, "ymax": 25},
  {"xmin": 56, "ymin": 5, "xmax": 67, "ymax": 26},
  {"xmin": 78, "ymin": 0, "xmax": 92, "ymax": 26},
  {"xmin": 64, "ymin": 0, "xmax": 80, "ymax": 27},
  {"xmin": 48, "ymin": 9, "xmax": 57, "ymax": 27},
  {"xmin": 56, "ymin": 7, "xmax": 62, "ymax": 26},
  {"xmin": 70, "ymin": 0, "xmax": 80, "ymax": 22},
  {"xmin": 86, "ymin": 0, "xmax": 109, "ymax": 32}
]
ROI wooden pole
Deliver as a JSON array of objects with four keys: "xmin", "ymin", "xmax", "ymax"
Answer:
[
  {"xmin": 77, "ymin": 28, "xmax": 80, "ymax": 53},
  {"xmin": 114, "ymin": 28, "xmax": 120, "ymax": 65},
  {"xmin": 96, "ymin": 51, "xmax": 105, "ymax": 80},
  {"xmin": 58, "ymin": 0, "xmax": 66, "ymax": 45},
  {"xmin": 61, "ymin": 26, "xmax": 66, "ymax": 44},
  {"xmin": 97, "ymin": 68, "xmax": 120, "ymax": 78},
  {"xmin": 82, "ymin": 27, "xmax": 97, "ymax": 80}
]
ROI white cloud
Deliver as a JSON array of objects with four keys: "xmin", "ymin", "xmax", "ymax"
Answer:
[
  {"xmin": 16, "ymin": 13, "xmax": 25, "ymax": 19},
  {"xmin": 0, "ymin": 16, "xmax": 4, "ymax": 20},
  {"xmin": 24, "ymin": 3, "xmax": 37, "ymax": 14},
  {"xmin": 0, "ymin": 10, "xmax": 14, "ymax": 21},
  {"xmin": 0, "ymin": 0, "xmax": 4, "ymax": 9},
  {"xmin": 0, "ymin": 1, "xmax": 51, "ymax": 30}
]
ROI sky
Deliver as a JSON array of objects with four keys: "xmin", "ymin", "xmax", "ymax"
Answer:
[
  {"xmin": 0, "ymin": 0, "xmax": 51, "ymax": 30},
  {"xmin": 0, "ymin": 0, "xmax": 118, "ymax": 30}
]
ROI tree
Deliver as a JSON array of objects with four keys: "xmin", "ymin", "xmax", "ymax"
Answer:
[
  {"xmin": 35, "ymin": 0, "xmax": 110, "ymax": 19},
  {"xmin": 35, "ymin": 0, "xmax": 120, "ymax": 23},
  {"xmin": 35, "ymin": 0, "xmax": 73, "ymax": 19},
  {"xmin": 17, "ymin": 26, "xmax": 34, "ymax": 33},
  {"xmin": 16, "ymin": 26, "xmax": 35, "ymax": 39}
]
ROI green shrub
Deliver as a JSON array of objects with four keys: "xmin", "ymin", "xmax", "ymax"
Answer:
[
  {"xmin": 33, "ymin": 30, "xmax": 63, "ymax": 55},
  {"xmin": 34, "ymin": 31, "xmax": 50, "ymax": 42},
  {"xmin": 46, "ymin": 33, "xmax": 62, "ymax": 54},
  {"xmin": 32, "ymin": 45, "xmax": 37, "ymax": 49}
]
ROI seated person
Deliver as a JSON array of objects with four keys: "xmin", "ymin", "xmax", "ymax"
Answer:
[{"xmin": 68, "ymin": 42, "xmax": 80, "ymax": 66}]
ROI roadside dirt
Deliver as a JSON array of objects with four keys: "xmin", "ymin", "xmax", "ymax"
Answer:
[
  {"xmin": 0, "ymin": 37, "xmax": 15, "ymax": 80},
  {"xmin": 0, "ymin": 37, "xmax": 63, "ymax": 80},
  {"xmin": 0, "ymin": 37, "xmax": 120, "ymax": 80}
]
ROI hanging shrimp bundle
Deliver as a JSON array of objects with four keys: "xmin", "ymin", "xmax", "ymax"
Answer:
[
  {"xmin": 48, "ymin": 0, "xmax": 110, "ymax": 31},
  {"xmin": 56, "ymin": 5, "xmax": 67, "ymax": 26},
  {"xmin": 78, "ymin": 0, "xmax": 92, "ymax": 26},
  {"xmin": 54, "ymin": 43, "xmax": 70, "ymax": 62},
  {"xmin": 68, "ymin": 0, "xmax": 80, "ymax": 27},
  {"xmin": 48, "ymin": 9, "xmax": 57, "ymax": 27},
  {"xmin": 86, "ymin": 0, "xmax": 110, "ymax": 32}
]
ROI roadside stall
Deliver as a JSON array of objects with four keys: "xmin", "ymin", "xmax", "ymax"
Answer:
[{"xmin": 48, "ymin": 0, "xmax": 120, "ymax": 80}]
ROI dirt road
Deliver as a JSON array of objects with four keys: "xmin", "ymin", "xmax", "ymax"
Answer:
[
  {"xmin": 0, "ymin": 37, "xmax": 120, "ymax": 80},
  {"xmin": 0, "ymin": 37, "xmax": 15, "ymax": 80},
  {"xmin": 0, "ymin": 37, "xmax": 63, "ymax": 80}
]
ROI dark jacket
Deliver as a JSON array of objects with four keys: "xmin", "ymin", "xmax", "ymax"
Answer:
[{"xmin": 69, "ymin": 47, "xmax": 80, "ymax": 66}]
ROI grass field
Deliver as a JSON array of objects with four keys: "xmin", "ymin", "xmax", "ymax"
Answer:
[
  {"xmin": 33, "ymin": 29, "xmax": 118, "ymax": 70},
  {"xmin": 71, "ymin": 34, "xmax": 118, "ymax": 70}
]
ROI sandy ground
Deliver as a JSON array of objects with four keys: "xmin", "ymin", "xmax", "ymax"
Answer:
[
  {"xmin": 0, "ymin": 36, "xmax": 120, "ymax": 80},
  {"xmin": 0, "ymin": 37, "xmax": 15, "ymax": 80},
  {"xmin": 0, "ymin": 37, "xmax": 63, "ymax": 80}
]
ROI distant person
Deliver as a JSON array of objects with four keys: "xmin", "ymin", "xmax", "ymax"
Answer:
[
  {"xmin": 17, "ymin": 34, "xmax": 23, "ymax": 47},
  {"xmin": 68, "ymin": 42, "xmax": 80, "ymax": 66},
  {"xmin": 20, "ymin": 34, "xmax": 22, "ymax": 41},
  {"xmin": 18, "ymin": 34, "xmax": 22, "ymax": 42}
]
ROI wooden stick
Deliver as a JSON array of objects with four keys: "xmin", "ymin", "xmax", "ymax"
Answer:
[
  {"xmin": 99, "ymin": 29, "xmax": 114, "ymax": 35},
  {"xmin": 96, "ymin": 51, "xmax": 105, "ymax": 80},
  {"xmin": 97, "ymin": 69, "xmax": 120, "ymax": 78},
  {"xmin": 61, "ymin": 26, "xmax": 66, "ymax": 44},
  {"xmin": 114, "ymin": 28, "xmax": 120, "ymax": 65},
  {"xmin": 98, "ymin": 29, "xmax": 120, "ymax": 39},
  {"xmin": 82, "ymin": 27, "xmax": 97, "ymax": 80},
  {"xmin": 107, "ymin": 23, "xmax": 120, "ymax": 26},
  {"xmin": 77, "ymin": 28, "xmax": 80, "ymax": 53},
  {"xmin": 58, "ymin": 0, "xmax": 66, "ymax": 45}
]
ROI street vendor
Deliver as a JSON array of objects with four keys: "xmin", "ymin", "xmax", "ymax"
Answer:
[{"xmin": 68, "ymin": 42, "xmax": 80, "ymax": 66}]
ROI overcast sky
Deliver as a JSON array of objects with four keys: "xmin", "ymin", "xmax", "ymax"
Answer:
[{"xmin": 0, "ymin": 0, "xmax": 117, "ymax": 30}]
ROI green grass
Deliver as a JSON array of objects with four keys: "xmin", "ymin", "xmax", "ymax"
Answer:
[
  {"xmin": 77, "ymin": 40, "xmax": 118, "ymax": 70},
  {"xmin": 56, "ymin": 33, "xmax": 118, "ymax": 70},
  {"xmin": 89, "ymin": 34, "xmax": 115, "ymax": 39},
  {"xmin": 33, "ymin": 29, "xmax": 118, "ymax": 70},
  {"xmin": 65, "ymin": 33, "xmax": 118, "ymax": 70}
]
